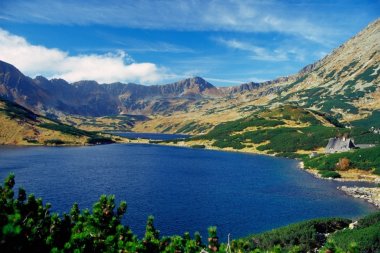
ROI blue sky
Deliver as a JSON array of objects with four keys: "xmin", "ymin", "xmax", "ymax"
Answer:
[{"xmin": 0, "ymin": 0, "xmax": 379, "ymax": 86}]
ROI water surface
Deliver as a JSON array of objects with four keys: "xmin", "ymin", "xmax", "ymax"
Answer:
[{"xmin": 0, "ymin": 143, "xmax": 376, "ymax": 240}]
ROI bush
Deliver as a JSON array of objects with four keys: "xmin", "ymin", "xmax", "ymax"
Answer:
[
  {"xmin": 44, "ymin": 139, "xmax": 65, "ymax": 145},
  {"xmin": 39, "ymin": 123, "xmax": 91, "ymax": 137},
  {"xmin": 232, "ymin": 218, "xmax": 351, "ymax": 252},
  {"xmin": 319, "ymin": 171, "xmax": 341, "ymax": 178},
  {"xmin": 87, "ymin": 136, "xmax": 114, "ymax": 144},
  {"xmin": 337, "ymin": 157, "xmax": 350, "ymax": 171},
  {"xmin": 328, "ymin": 212, "xmax": 380, "ymax": 252},
  {"xmin": 190, "ymin": 144, "xmax": 205, "ymax": 149}
]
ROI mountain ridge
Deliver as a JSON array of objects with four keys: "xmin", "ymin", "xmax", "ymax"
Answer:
[{"xmin": 0, "ymin": 18, "xmax": 379, "ymax": 132}]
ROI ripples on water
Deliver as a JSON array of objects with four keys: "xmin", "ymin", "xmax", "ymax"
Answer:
[{"xmin": 0, "ymin": 140, "xmax": 376, "ymax": 240}]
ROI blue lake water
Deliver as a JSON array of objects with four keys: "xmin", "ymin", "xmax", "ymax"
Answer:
[{"xmin": 0, "ymin": 143, "xmax": 377, "ymax": 241}]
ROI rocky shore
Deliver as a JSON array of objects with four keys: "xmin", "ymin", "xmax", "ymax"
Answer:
[{"xmin": 338, "ymin": 186, "xmax": 380, "ymax": 208}]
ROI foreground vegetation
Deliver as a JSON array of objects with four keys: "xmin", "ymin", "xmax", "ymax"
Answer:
[{"xmin": 1, "ymin": 174, "xmax": 380, "ymax": 252}]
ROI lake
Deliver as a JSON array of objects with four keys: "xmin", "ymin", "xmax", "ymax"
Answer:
[{"xmin": 0, "ymin": 142, "xmax": 377, "ymax": 241}]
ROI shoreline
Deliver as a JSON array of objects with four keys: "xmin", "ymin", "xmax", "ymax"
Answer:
[
  {"xmin": 3, "ymin": 136, "xmax": 380, "ymax": 209},
  {"xmin": 145, "ymin": 141, "xmax": 380, "ymax": 209}
]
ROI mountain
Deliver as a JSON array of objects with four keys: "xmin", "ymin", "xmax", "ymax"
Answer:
[
  {"xmin": 0, "ymin": 18, "xmax": 379, "ymax": 133},
  {"xmin": 269, "ymin": 18, "xmax": 380, "ymax": 122},
  {"xmin": 0, "ymin": 62, "xmax": 221, "ymax": 116},
  {"xmin": 137, "ymin": 18, "xmax": 379, "ymax": 133},
  {"xmin": 0, "ymin": 98, "xmax": 113, "ymax": 145}
]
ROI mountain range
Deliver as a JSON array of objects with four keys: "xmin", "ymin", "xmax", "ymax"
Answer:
[{"xmin": 0, "ymin": 18, "xmax": 379, "ymax": 134}]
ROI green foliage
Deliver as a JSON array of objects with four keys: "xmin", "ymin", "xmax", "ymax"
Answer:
[
  {"xmin": 355, "ymin": 66, "xmax": 379, "ymax": 83},
  {"xmin": 328, "ymin": 212, "xmax": 380, "ymax": 252},
  {"xmin": 356, "ymin": 212, "xmax": 380, "ymax": 228},
  {"xmin": 39, "ymin": 123, "xmax": 92, "ymax": 137},
  {"xmin": 319, "ymin": 171, "xmax": 341, "ymax": 178},
  {"xmin": 176, "ymin": 122, "xmax": 198, "ymax": 134},
  {"xmin": 0, "ymin": 99, "xmax": 38, "ymax": 122},
  {"xmin": 190, "ymin": 144, "xmax": 205, "ymax": 149},
  {"xmin": 325, "ymin": 70, "xmax": 336, "ymax": 79},
  {"xmin": 192, "ymin": 105, "xmax": 352, "ymax": 154},
  {"xmin": 351, "ymin": 111, "xmax": 380, "ymax": 129},
  {"xmin": 261, "ymin": 105, "xmax": 323, "ymax": 126},
  {"xmin": 197, "ymin": 116, "xmax": 285, "ymax": 140},
  {"xmin": 244, "ymin": 126, "xmax": 347, "ymax": 153},
  {"xmin": 44, "ymin": 139, "xmax": 65, "ymax": 145},
  {"xmin": 232, "ymin": 218, "xmax": 351, "ymax": 252},
  {"xmin": 321, "ymin": 99, "xmax": 359, "ymax": 114},
  {"xmin": 304, "ymin": 146, "xmax": 380, "ymax": 175},
  {"xmin": 348, "ymin": 127, "xmax": 380, "ymax": 144},
  {"xmin": 87, "ymin": 136, "xmax": 114, "ymax": 145}
]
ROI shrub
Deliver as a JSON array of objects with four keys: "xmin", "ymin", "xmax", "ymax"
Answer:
[
  {"xmin": 337, "ymin": 157, "xmax": 351, "ymax": 171},
  {"xmin": 232, "ymin": 218, "xmax": 351, "ymax": 252},
  {"xmin": 44, "ymin": 139, "xmax": 65, "ymax": 145},
  {"xmin": 319, "ymin": 171, "xmax": 341, "ymax": 178},
  {"xmin": 190, "ymin": 144, "xmax": 205, "ymax": 149},
  {"xmin": 328, "ymin": 212, "xmax": 380, "ymax": 252},
  {"xmin": 87, "ymin": 136, "xmax": 114, "ymax": 144}
]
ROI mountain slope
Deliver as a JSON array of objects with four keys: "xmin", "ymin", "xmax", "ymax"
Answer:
[
  {"xmin": 0, "ymin": 62, "xmax": 221, "ymax": 116},
  {"xmin": 145, "ymin": 18, "xmax": 380, "ymax": 134},
  {"xmin": 0, "ymin": 18, "xmax": 379, "ymax": 133},
  {"xmin": 271, "ymin": 18, "xmax": 380, "ymax": 122},
  {"xmin": 0, "ymin": 98, "xmax": 112, "ymax": 145}
]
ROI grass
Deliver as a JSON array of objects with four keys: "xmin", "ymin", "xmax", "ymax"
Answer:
[
  {"xmin": 39, "ymin": 123, "xmax": 93, "ymax": 137},
  {"xmin": 304, "ymin": 145, "xmax": 380, "ymax": 175}
]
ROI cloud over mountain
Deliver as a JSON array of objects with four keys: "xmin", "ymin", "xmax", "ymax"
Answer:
[{"xmin": 0, "ymin": 29, "xmax": 166, "ymax": 84}]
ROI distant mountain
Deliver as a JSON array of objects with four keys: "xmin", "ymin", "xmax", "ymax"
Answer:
[{"xmin": 0, "ymin": 61, "xmax": 222, "ymax": 116}]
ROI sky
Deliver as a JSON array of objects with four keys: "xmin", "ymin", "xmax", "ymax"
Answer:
[{"xmin": 0, "ymin": 0, "xmax": 379, "ymax": 86}]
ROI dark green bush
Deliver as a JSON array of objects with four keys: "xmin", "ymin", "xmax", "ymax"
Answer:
[
  {"xmin": 87, "ymin": 136, "xmax": 114, "ymax": 144},
  {"xmin": 39, "ymin": 123, "xmax": 92, "ymax": 137},
  {"xmin": 44, "ymin": 139, "xmax": 65, "ymax": 145},
  {"xmin": 232, "ymin": 218, "xmax": 350, "ymax": 252},
  {"xmin": 190, "ymin": 144, "xmax": 205, "ymax": 149},
  {"xmin": 329, "ymin": 212, "xmax": 380, "ymax": 252},
  {"xmin": 319, "ymin": 171, "xmax": 341, "ymax": 178}
]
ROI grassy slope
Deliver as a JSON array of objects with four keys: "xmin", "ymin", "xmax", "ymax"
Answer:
[
  {"xmin": 169, "ymin": 105, "xmax": 380, "ymax": 177},
  {"xmin": 0, "ymin": 99, "xmax": 113, "ymax": 145},
  {"xmin": 187, "ymin": 105, "xmax": 343, "ymax": 155}
]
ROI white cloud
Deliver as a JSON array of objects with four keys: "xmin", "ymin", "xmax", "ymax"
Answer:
[
  {"xmin": 215, "ymin": 38, "xmax": 290, "ymax": 62},
  {"xmin": 0, "ymin": 0, "xmax": 339, "ymax": 44},
  {"xmin": 0, "ymin": 28, "xmax": 166, "ymax": 84}
]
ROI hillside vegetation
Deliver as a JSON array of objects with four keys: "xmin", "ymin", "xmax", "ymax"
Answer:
[
  {"xmin": 159, "ymin": 105, "xmax": 380, "ymax": 178},
  {"xmin": 1, "ymin": 174, "xmax": 379, "ymax": 253},
  {"xmin": 0, "ymin": 99, "xmax": 113, "ymax": 145},
  {"xmin": 304, "ymin": 145, "xmax": 380, "ymax": 177},
  {"xmin": 184, "ymin": 105, "xmax": 360, "ymax": 156}
]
